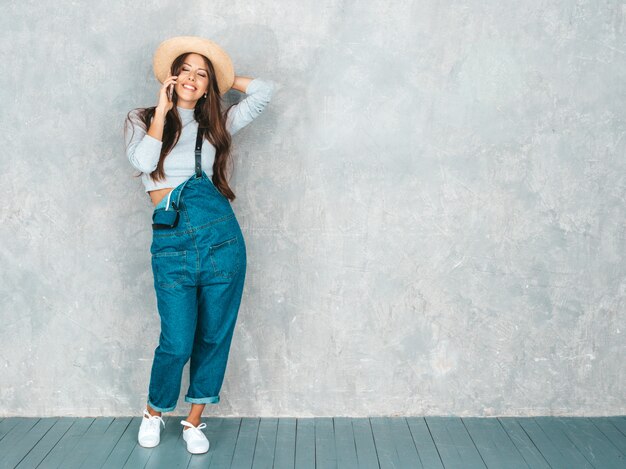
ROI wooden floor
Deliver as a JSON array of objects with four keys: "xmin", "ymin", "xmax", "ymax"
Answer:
[{"xmin": 0, "ymin": 416, "xmax": 624, "ymax": 468}]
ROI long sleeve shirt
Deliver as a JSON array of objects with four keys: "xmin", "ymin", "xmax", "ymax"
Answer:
[{"xmin": 125, "ymin": 78, "xmax": 274, "ymax": 192}]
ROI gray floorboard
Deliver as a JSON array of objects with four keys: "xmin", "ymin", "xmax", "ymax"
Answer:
[{"xmin": 0, "ymin": 415, "xmax": 623, "ymax": 468}]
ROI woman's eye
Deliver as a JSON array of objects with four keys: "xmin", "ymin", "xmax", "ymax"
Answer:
[{"xmin": 182, "ymin": 68, "xmax": 206, "ymax": 78}]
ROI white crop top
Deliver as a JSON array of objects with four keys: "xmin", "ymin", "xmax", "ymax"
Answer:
[{"xmin": 124, "ymin": 78, "xmax": 274, "ymax": 193}]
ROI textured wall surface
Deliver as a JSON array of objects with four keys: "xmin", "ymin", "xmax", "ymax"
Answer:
[{"xmin": 1, "ymin": 1, "xmax": 624, "ymax": 417}]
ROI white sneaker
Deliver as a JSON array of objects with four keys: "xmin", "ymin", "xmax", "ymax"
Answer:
[
  {"xmin": 138, "ymin": 409, "xmax": 165, "ymax": 448},
  {"xmin": 181, "ymin": 420, "xmax": 210, "ymax": 454}
]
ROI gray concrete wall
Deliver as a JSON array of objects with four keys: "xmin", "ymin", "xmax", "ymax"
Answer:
[{"xmin": 0, "ymin": 1, "xmax": 624, "ymax": 417}]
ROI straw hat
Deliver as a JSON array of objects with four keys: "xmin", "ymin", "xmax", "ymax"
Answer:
[{"xmin": 152, "ymin": 36, "xmax": 235, "ymax": 96}]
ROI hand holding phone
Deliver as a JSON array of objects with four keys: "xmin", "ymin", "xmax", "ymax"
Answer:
[{"xmin": 157, "ymin": 75, "xmax": 177, "ymax": 113}]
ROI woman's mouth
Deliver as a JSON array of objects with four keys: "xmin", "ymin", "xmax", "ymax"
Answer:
[{"xmin": 182, "ymin": 84, "xmax": 196, "ymax": 92}]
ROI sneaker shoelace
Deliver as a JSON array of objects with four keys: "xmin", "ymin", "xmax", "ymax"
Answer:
[
  {"xmin": 181, "ymin": 420, "xmax": 207, "ymax": 439},
  {"xmin": 143, "ymin": 409, "xmax": 165, "ymax": 430}
]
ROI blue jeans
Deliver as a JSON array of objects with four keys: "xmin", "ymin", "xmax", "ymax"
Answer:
[{"xmin": 147, "ymin": 170, "xmax": 247, "ymax": 412}]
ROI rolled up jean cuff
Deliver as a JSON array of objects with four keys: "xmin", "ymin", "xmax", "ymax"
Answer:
[
  {"xmin": 185, "ymin": 395, "xmax": 220, "ymax": 405},
  {"xmin": 147, "ymin": 399, "xmax": 176, "ymax": 413}
]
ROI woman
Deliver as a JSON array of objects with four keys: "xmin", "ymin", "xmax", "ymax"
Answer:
[{"xmin": 124, "ymin": 36, "xmax": 274, "ymax": 454}]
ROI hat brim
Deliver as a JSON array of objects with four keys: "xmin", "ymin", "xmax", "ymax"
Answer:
[{"xmin": 153, "ymin": 36, "xmax": 234, "ymax": 96}]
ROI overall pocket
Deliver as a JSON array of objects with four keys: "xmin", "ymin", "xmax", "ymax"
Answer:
[
  {"xmin": 152, "ymin": 250, "xmax": 187, "ymax": 289},
  {"xmin": 209, "ymin": 236, "xmax": 242, "ymax": 279}
]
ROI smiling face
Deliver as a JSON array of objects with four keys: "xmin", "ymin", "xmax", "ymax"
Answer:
[{"xmin": 174, "ymin": 53, "xmax": 210, "ymax": 108}]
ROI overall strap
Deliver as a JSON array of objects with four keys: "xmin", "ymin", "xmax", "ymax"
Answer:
[
  {"xmin": 195, "ymin": 126, "xmax": 204, "ymax": 178},
  {"xmin": 169, "ymin": 126, "xmax": 203, "ymax": 211}
]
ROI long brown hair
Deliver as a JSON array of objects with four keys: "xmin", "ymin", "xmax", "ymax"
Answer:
[{"xmin": 124, "ymin": 52, "xmax": 238, "ymax": 201}]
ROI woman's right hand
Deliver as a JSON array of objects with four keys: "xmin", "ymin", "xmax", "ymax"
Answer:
[{"xmin": 156, "ymin": 74, "xmax": 178, "ymax": 113}]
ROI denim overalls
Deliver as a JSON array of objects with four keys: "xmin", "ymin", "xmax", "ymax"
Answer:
[{"xmin": 146, "ymin": 127, "xmax": 246, "ymax": 413}]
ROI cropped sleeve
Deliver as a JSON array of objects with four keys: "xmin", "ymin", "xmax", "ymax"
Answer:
[
  {"xmin": 124, "ymin": 110, "xmax": 163, "ymax": 173},
  {"xmin": 225, "ymin": 78, "xmax": 275, "ymax": 136}
]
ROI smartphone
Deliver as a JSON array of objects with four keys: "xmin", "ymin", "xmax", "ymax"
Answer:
[{"xmin": 168, "ymin": 84, "xmax": 173, "ymax": 101}]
